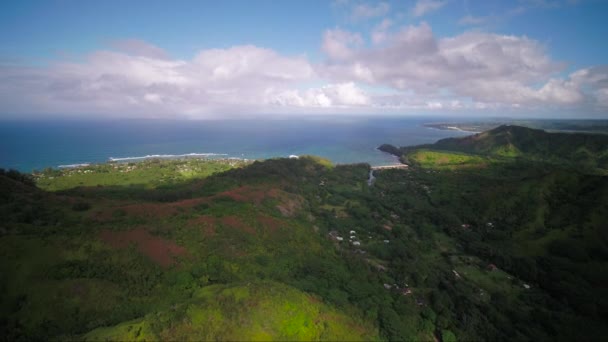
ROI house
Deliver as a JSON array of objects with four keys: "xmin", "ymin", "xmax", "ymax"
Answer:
[
  {"xmin": 461, "ymin": 224, "xmax": 471, "ymax": 229},
  {"xmin": 352, "ymin": 241, "xmax": 361, "ymax": 246},
  {"xmin": 383, "ymin": 240, "xmax": 390, "ymax": 244},
  {"xmin": 350, "ymin": 230, "xmax": 356, "ymax": 234},
  {"xmin": 452, "ymin": 270, "xmax": 461, "ymax": 278},
  {"xmin": 375, "ymin": 264, "xmax": 387, "ymax": 272},
  {"xmin": 523, "ymin": 284, "xmax": 531, "ymax": 289},
  {"xmin": 487, "ymin": 264, "xmax": 498, "ymax": 271},
  {"xmin": 402, "ymin": 288, "xmax": 412, "ymax": 296},
  {"xmin": 383, "ymin": 283, "xmax": 392, "ymax": 290},
  {"xmin": 486, "ymin": 222, "xmax": 494, "ymax": 228},
  {"xmin": 328, "ymin": 231, "xmax": 341, "ymax": 241},
  {"xmin": 350, "ymin": 235, "xmax": 356, "ymax": 240}
]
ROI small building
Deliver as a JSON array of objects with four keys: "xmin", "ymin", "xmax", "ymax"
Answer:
[
  {"xmin": 375, "ymin": 264, "xmax": 387, "ymax": 272},
  {"xmin": 461, "ymin": 224, "xmax": 471, "ymax": 229},
  {"xmin": 352, "ymin": 241, "xmax": 361, "ymax": 246},
  {"xmin": 523, "ymin": 284, "xmax": 531, "ymax": 289},
  {"xmin": 487, "ymin": 264, "xmax": 498, "ymax": 272},
  {"xmin": 402, "ymin": 288, "xmax": 412, "ymax": 296},
  {"xmin": 350, "ymin": 230, "xmax": 356, "ymax": 234},
  {"xmin": 336, "ymin": 236, "xmax": 344, "ymax": 241},
  {"xmin": 383, "ymin": 283, "xmax": 392, "ymax": 290},
  {"xmin": 383, "ymin": 240, "xmax": 390, "ymax": 244}
]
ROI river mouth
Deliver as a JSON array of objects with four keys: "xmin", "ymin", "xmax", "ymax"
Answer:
[{"xmin": 367, "ymin": 169, "xmax": 376, "ymax": 186}]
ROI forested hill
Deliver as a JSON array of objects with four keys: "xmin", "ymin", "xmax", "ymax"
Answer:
[
  {"xmin": 2, "ymin": 148, "xmax": 608, "ymax": 341},
  {"xmin": 380, "ymin": 125, "xmax": 608, "ymax": 169}
]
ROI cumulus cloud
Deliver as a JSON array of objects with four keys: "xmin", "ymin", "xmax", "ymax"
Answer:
[
  {"xmin": 411, "ymin": 0, "xmax": 446, "ymax": 17},
  {"xmin": 0, "ymin": 45, "xmax": 325, "ymax": 117},
  {"xmin": 267, "ymin": 82, "xmax": 369, "ymax": 108},
  {"xmin": 110, "ymin": 39, "xmax": 171, "ymax": 60},
  {"xmin": 458, "ymin": 15, "xmax": 491, "ymax": 26},
  {"xmin": 371, "ymin": 19, "xmax": 393, "ymax": 45},
  {"xmin": 351, "ymin": 2, "xmax": 390, "ymax": 20},
  {"xmin": 1, "ymin": 21, "xmax": 606, "ymax": 118},
  {"xmin": 317, "ymin": 22, "xmax": 608, "ymax": 109},
  {"xmin": 322, "ymin": 29, "xmax": 364, "ymax": 61}
]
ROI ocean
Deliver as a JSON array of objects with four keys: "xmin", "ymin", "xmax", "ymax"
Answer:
[{"xmin": 0, "ymin": 116, "xmax": 472, "ymax": 172}]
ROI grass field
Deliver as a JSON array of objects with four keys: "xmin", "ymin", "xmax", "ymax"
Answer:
[{"xmin": 408, "ymin": 150, "xmax": 489, "ymax": 170}]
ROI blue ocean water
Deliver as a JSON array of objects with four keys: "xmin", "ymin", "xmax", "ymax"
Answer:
[{"xmin": 0, "ymin": 117, "xmax": 472, "ymax": 172}]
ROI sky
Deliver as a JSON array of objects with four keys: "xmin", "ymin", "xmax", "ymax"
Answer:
[{"xmin": 0, "ymin": 0, "xmax": 607, "ymax": 119}]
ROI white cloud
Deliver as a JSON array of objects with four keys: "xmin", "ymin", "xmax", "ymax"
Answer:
[
  {"xmin": 458, "ymin": 15, "xmax": 491, "ymax": 26},
  {"xmin": 317, "ymin": 23, "xmax": 605, "ymax": 109},
  {"xmin": 267, "ymin": 82, "xmax": 369, "ymax": 108},
  {"xmin": 411, "ymin": 0, "xmax": 446, "ymax": 17},
  {"xmin": 351, "ymin": 2, "xmax": 390, "ymax": 20},
  {"xmin": 0, "ymin": 21, "xmax": 606, "ymax": 118},
  {"xmin": 0, "ymin": 45, "xmax": 320, "ymax": 117},
  {"xmin": 111, "ymin": 39, "xmax": 170, "ymax": 60},
  {"xmin": 322, "ymin": 29, "xmax": 364, "ymax": 61},
  {"xmin": 371, "ymin": 19, "xmax": 392, "ymax": 44}
]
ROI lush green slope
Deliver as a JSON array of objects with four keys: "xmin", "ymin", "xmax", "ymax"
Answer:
[
  {"xmin": 84, "ymin": 281, "xmax": 377, "ymax": 341},
  {"xmin": 380, "ymin": 125, "xmax": 608, "ymax": 169},
  {"xmin": 2, "ymin": 147, "xmax": 608, "ymax": 341}
]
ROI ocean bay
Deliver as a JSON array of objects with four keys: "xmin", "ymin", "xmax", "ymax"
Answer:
[{"xmin": 0, "ymin": 116, "xmax": 471, "ymax": 172}]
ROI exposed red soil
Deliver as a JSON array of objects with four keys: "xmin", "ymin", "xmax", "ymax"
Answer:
[
  {"xmin": 216, "ymin": 186, "xmax": 268, "ymax": 204},
  {"xmin": 92, "ymin": 198, "xmax": 209, "ymax": 222},
  {"xmin": 187, "ymin": 215, "xmax": 217, "ymax": 237},
  {"xmin": 99, "ymin": 228, "xmax": 187, "ymax": 267},
  {"xmin": 220, "ymin": 216, "xmax": 256, "ymax": 235},
  {"xmin": 90, "ymin": 185, "xmax": 303, "ymax": 223},
  {"xmin": 256, "ymin": 214, "xmax": 284, "ymax": 233}
]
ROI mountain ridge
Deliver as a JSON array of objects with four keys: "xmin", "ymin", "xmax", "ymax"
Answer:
[{"xmin": 380, "ymin": 125, "xmax": 608, "ymax": 169}]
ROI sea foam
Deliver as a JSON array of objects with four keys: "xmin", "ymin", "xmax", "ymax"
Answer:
[
  {"xmin": 58, "ymin": 163, "xmax": 91, "ymax": 168},
  {"xmin": 108, "ymin": 153, "xmax": 228, "ymax": 162}
]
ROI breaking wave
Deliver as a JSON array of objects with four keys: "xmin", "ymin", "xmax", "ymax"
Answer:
[{"xmin": 108, "ymin": 153, "xmax": 228, "ymax": 162}]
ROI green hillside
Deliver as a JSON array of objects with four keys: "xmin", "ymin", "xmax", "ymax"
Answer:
[
  {"xmin": 380, "ymin": 125, "xmax": 608, "ymax": 169},
  {"xmin": 84, "ymin": 281, "xmax": 377, "ymax": 341},
  {"xmin": 2, "ymin": 140, "xmax": 608, "ymax": 341}
]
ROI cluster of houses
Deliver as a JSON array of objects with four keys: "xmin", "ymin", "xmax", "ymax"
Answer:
[
  {"xmin": 328, "ymin": 229, "xmax": 391, "ymax": 247},
  {"xmin": 382, "ymin": 282, "xmax": 424, "ymax": 304}
]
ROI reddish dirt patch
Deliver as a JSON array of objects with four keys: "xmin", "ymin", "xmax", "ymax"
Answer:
[
  {"xmin": 256, "ymin": 214, "xmax": 284, "ymax": 233},
  {"xmin": 220, "ymin": 216, "xmax": 256, "ymax": 235},
  {"xmin": 187, "ymin": 215, "xmax": 217, "ymax": 237},
  {"xmin": 269, "ymin": 188, "xmax": 304, "ymax": 217},
  {"xmin": 100, "ymin": 228, "xmax": 187, "ymax": 267},
  {"xmin": 123, "ymin": 203, "xmax": 177, "ymax": 218},
  {"xmin": 215, "ymin": 186, "xmax": 268, "ymax": 204},
  {"xmin": 92, "ymin": 198, "xmax": 209, "ymax": 222}
]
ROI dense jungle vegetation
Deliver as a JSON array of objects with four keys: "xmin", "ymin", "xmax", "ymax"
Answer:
[{"xmin": 1, "ymin": 126, "xmax": 607, "ymax": 341}]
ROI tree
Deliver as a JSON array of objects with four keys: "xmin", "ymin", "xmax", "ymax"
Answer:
[{"xmin": 442, "ymin": 329, "xmax": 457, "ymax": 342}]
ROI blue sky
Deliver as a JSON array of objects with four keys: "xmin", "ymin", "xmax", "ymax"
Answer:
[{"xmin": 1, "ymin": 0, "xmax": 607, "ymax": 118}]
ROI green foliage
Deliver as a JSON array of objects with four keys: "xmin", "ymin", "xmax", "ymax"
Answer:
[
  {"xmin": 408, "ymin": 149, "xmax": 489, "ymax": 170},
  {"xmin": 2, "ymin": 134, "xmax": 608, "ymax": 342},
  {"xmin": 85, "ymin": 282, "xmax": 378, "ymax": 341}
]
